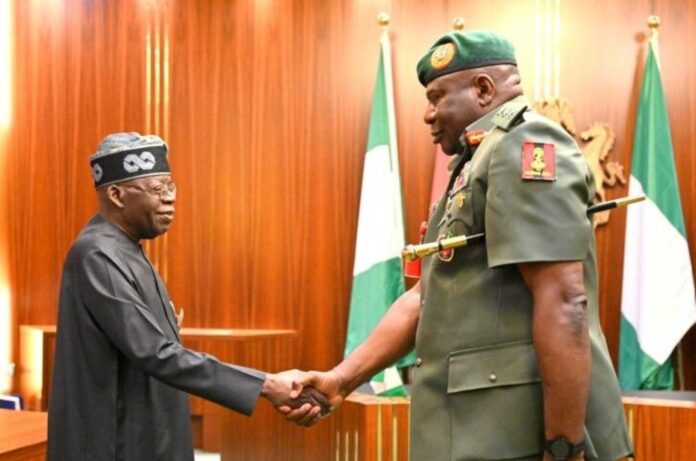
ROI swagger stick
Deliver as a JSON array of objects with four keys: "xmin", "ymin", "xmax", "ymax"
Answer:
[{"xmin": 402, "ymin": 195, "xmax": 646, "ymax": 262}]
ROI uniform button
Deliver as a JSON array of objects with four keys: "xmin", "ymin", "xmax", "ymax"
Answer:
[
  {"xmin": 415, "ymin": 357, "xmax": 423, "ymax": 367},
  {"xmin": 488, "ymin": 373, "xmax": 497, "ymax": 383}
]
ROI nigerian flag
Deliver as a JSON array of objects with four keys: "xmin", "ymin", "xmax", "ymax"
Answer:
[
  {"xmin": 619, "ymin": 35, "xmax": 696, "ymax": 390},
  {"xmin": 344, "ymin": 30, "xmax": 413, "ymax": 396}
]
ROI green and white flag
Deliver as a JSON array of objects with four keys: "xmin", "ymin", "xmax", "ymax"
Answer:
[
  {"xmin": 619, "ymin": 35, "xmax": 696, "ymax": 390},
  {"xmin": 344, "ymin": 30, "xmax": 413, "ymax": 396}
]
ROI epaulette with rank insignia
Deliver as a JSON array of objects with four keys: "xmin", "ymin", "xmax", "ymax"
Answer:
[{"xmin": 492, "ymin": 100, "xmax": 527, "ymax": 131}]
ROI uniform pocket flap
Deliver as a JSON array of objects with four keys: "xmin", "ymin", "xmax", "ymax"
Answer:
[{"xmin": 447, "ymin": 340, "xmax": 540, "ymax": 393}]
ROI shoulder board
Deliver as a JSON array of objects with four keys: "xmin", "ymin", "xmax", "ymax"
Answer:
[{"xmin": 492, "ymin": 100, "xmax": 528, "ymax": 131}]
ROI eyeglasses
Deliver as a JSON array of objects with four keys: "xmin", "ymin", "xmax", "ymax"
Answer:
[{"xmin": 121, "ymin": 182, "xmax": 177, "ymax": 200}]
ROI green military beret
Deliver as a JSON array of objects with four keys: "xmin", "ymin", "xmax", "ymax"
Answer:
[{"xmin": 417, "ymin": 31, "xmax": 517, "ymax": 86}]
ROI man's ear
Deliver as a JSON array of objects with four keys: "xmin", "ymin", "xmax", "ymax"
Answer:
[
  {"xmin": 473, "ymin": 73, "xmax": 496, "ymax": 107},
  {"xmin": 105, "ymin": 185, "xmax": 126, "ymax": 209}
]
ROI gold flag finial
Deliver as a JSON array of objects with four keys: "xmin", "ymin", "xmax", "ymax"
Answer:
[
  {"xmin": 453, "ymin": 17, "xmax": 466, "ymax": 31},
  {"xmin": 378, "ymin": 12, "xmax": 390, "ymax": 30},
  {"xmin": 648, "ymin": 15, "xmax": 661, "ymax": 39}
]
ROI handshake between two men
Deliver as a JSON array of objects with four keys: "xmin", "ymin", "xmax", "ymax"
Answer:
[
  {"xmin": 262, "ymin": 278, "xmax": 422, "ymax": 426},
  {"xmin": 261, "ymin": 369, "xmax": 349, "ymax": 427}
]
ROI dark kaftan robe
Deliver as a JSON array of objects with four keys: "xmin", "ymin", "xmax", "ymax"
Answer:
[{"xmin": 48, "ymin": 214, "xmax": 265, "ymax": 461}]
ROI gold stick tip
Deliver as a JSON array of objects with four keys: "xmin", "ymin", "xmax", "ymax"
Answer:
[
  {"xmin": 453, "ymin": 17, "xmax": 466, "ymax": 31},
  {"xmin": 616, "ymin": 195, "xmax": 646, "ymax": 206},
  {"xmin": 377, "ymin": 12, "xmax": 390, "ymax": 27},
  {"xmin": 648, "ymin": 15, "xmax": 661, "ymax": 29},
  {"xmin": 402, "ymin": 245, "xmax": 416, "ymax": 261}
]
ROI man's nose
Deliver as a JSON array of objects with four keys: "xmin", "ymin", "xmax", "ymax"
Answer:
[
  {"xmin": 423, "ymin": 104, "xmax": 436, "ymax": 125},
  {"xmin": 161, "ymin": 191, "xmax": 176, "ymax": 203}
]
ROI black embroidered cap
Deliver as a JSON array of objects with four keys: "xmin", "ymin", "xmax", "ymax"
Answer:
[{"xmin": 90, "ymin": 132, "xmax": 171, "ymax": 189}]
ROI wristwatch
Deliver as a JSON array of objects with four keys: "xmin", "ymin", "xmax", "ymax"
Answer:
[{"xmin": 544, "ymin": 437, "xmax": 585, "ymax": 460}]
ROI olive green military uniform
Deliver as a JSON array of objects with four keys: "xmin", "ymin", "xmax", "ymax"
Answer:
[{"xmin": 411, "ymin": 96, "xmax": 633, "ymax": 461}]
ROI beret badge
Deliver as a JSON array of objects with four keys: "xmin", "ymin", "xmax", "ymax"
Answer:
[
  {"xmin": 430, "ymin": 42, "xmax": 455, "ymax": 70},
  {"xmin": 417, "ymin": 31, "xmax": 517, "ymax": 86}
]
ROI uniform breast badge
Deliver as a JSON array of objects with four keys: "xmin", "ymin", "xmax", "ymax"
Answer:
[
  {"xmin": 465, "ymin": 129, "xmax": 486, "ymax": 146},
  {"xmin": 429, "ymin": 200, "xmax": 439, "ymax": 219},
  {"xmin": 521, "ymin": 141, "xmax": 556, "ymax": 181},
  {"xmin": 452, "ymin": 160, "xmax": 472, "ymax": 192},
  {"xmin": 455, "ymin": 192, "xmax": 465, "ymax": 208},
  {"xmin": 437, "ymin": 197, "xmax": 452, "ymax": 227}
]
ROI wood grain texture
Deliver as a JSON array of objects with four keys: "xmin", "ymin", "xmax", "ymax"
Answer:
[
  {"xmin": 3, "ymin": 0, "xmax": 696, "ymax": 456},
  {"xmin": 0, "ymin": 410, "xmax": 47, "ymax": 461},
  {"xmin": 222, "ymin": 394, "xmax": 696, "ymax": 461},
  {"xmin": 16, "ymin": 325, "xmax": 299, "ymax": 452},
  {"xmin": 624, "ymin": 398, "xmax": 696, "ymax": 460}
]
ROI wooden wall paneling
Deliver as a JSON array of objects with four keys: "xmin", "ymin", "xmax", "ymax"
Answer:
[
  {"xmin": 9, "ymin": 0, "xmax": 149, "ymax": 394},
  {"xmin": 624, "ymin": 397, "xmax": 696, "ymax": 460},
  {"xmin": 557, "ymin": 1, "xmax": 696, "ymax": 380},
  {"xmin": 655, "ymin": 0, "xmax": 696, "ymax": 389},
  {"xmin": 165, "ymin": 1, "xmax": 382, "ymax": 455}
]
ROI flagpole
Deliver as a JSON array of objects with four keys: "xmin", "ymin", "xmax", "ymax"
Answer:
[
  {"xmin": 648, "ymin": 14, "xmax": 660, "ymax": 40},
  {"xmin": 648, "ymin": 12, "xmax": 686, "ymax": 391},
  {"xmin": 377, "ymin": 11, "xmax": 389, "ymax": 32},
  {"xmin": 376, "ymin": 12, "xmax": 404, "ymax": 241},
  {"xmin": 649, "ymin": 12, "xmax": 689, "ymax": 391},
  {"xmin": 648, "ymin": 15, "xmax": 661, "ymax": 68},
  {"xmin": 344, "ymin": 11, "xmax": 412, "ymax": 394}
]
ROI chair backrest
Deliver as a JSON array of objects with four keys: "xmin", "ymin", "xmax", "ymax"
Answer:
[{"xmin": 0, "ymin": 394, "xmax": 23, "ymax": 410}]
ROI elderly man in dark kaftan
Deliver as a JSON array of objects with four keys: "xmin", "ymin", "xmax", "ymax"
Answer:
[{"xmin": 48, "ymin": 133, "xmax": 326, "ymax": 461}]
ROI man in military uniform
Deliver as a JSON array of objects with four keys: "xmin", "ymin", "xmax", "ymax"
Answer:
[{"xmin": 288, "ymin": 31, "xmax": 633, "ymax": 461}]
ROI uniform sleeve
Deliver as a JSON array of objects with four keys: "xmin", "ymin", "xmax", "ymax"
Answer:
[
  {"xmin": 485, "ymin": 119, "xmax": 593, "ymax": 268},
  {"xmin": 74, "ymin": 249, "xmax": 265, "ymax": 416}
]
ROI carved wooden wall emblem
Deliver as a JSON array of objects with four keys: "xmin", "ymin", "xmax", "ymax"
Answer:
[{"xmin": 533, "ymin": 98, "xmax": 626, "ymax": 226}]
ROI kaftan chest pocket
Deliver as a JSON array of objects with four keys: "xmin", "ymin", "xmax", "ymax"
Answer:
[{"xmin": 446, "ymin": 341, "xmax": 544, "ymax": 460}]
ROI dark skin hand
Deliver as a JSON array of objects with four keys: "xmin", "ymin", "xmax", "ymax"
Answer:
[
  {"xmin": 286, "ymin": 387, "xmax": 331, "ymax": 414},
  {"xmin": 261, "ymin": 370, "xmax": 331, "ymax": 426},
  {"xmin": 519, "ymin": 260, "xmax": 589, "ymax": 461}
]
